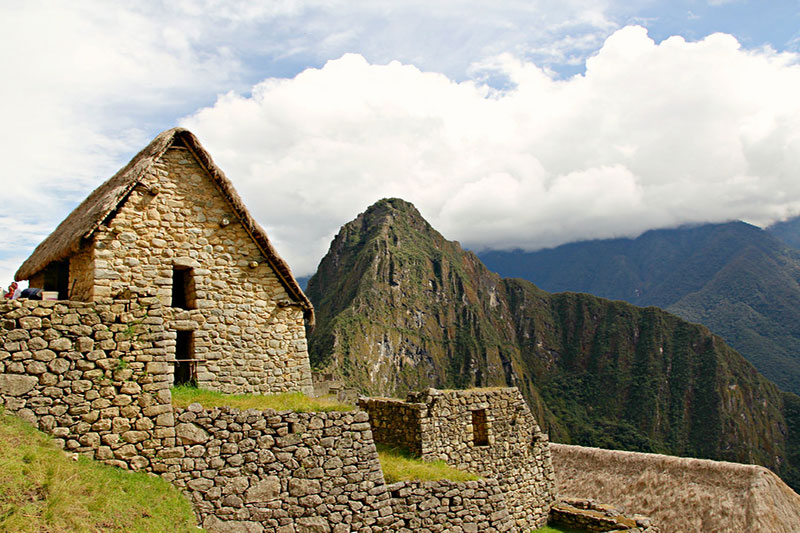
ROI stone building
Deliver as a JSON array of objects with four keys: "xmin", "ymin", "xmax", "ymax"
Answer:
[
  {"xmin": 14, "ymin": 128, "xmax": 313, "ymax": 395},
  {"xmin": 359, "ymin": 387, "xmax": 557, "ymax": 530}
]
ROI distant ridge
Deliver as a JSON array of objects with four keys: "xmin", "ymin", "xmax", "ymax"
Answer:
[
  {"xmin": 769, "ymin": 215, "xmax": 800, "ymax": 250},
  {"xmin": 479, "ymin": 220, "xmax": 800, "ymax": 394},
  {"xmin": 305, "ymin": 198, "xmax": 800, "ymax": 491}
]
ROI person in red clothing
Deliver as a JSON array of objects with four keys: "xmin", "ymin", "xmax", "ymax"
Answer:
[{"xmin": 4, "ymin": 281, "xmax": 19, "ymax": 299}]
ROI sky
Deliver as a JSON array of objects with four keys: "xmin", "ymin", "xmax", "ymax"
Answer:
[{"xmin": 2, "ymin": 1, "xmax": 800, "ymax": 283}]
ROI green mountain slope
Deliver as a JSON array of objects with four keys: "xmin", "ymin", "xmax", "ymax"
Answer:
[
  {"xmin": 306, "ymin": 198, "xmax": 800, "ymax": 490},
  {"xmin": 479, "ymin": 221, "xmax": 800, "ymax": 394}
]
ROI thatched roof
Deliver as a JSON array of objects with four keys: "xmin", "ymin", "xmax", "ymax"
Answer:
[
  {"xmin": 551, "ymin": 443, "xmax": 800, "ymax": 532},
  {"xmin": 15, "ymin": 128, "xmax": 314, "ymax": 323}
]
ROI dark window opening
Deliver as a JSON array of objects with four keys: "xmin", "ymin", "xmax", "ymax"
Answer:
[
  {"xmin": 472, "ymin": 409, "xmax": 489, "ymax": 446},
  {"xmin": 41, "ymin": 260, "xmax": 69, "ymax": 299},
  {"xmin": 174, "ymin": 330, "xmax": 196, "ymax": 386},
  {"xmin": 172, "ymin": 267, "xmax": 196, "ymax": 309}
]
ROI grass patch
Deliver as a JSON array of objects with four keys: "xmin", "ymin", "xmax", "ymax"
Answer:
[
  {"xmin": 377, "ymin": 444, "xmax": 480, "ymax": 483},
  {"xmin": 0, "ymin": 409, "xmax": 198, "ymax": 532},
  {"xmin": 532, "ymin": 525, "xmax": 586, "ymax": 533},
  {"xmin": 171, "ymin": 385, "xmax": 354, "ymax": 412}
]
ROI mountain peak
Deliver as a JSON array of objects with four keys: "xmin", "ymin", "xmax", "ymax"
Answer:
[{"xmin": 305, "ymin": 200, "xmax": 800, "ymax": 491}]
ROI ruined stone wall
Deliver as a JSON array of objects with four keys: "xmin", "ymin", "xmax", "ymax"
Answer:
[
  {"xmin": 387, "ymin": 478, "xmax": 514, "ymax": 533},
  {"xmin": 85, "ymin": 146, "xmax": 312, "ymax": 395},
  {"xmin": 363, "ymin": 388, "xmax": 556, "ymax": 531},
  {"xmin": 0, "ymin": 298, "xmax": 175, "ymax": 470},
  {"xmin": 357, "ymin": 397, "xmax": 425, "ymax": 456},
  {"xmin": 162, "ymin": 404, "xmax": 393, "ymax": 532}
]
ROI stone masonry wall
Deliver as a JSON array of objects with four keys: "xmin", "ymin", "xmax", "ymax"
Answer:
[
  {"xmin": 357, "ymin": 397, "xmax": 425, "ymax": 456},
  {"xmin": 75, "ymin": 145, "xmax": 312, "ymax": 395},
  {"xmin": 162, "ymin": 404, "xmax": 394, "ymax": 532},
  {"xmin": 361, "ymin": 388, "xmax": 556, "ymax": 531},
  {"xmin": 0, "ymin": 297, "xmax": 175, "ymax": 470},
  {"xmin": 0, "ymin": 299, "xmax": 541, "ymax": 532},
  {"xmin": 387, "ymin": 479, "xmax": 514, "ymax": 533}
]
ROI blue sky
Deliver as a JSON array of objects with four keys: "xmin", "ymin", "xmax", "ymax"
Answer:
[{"xmin": 2, "ymin": 1, "xmax": 800, "ymax": 283}]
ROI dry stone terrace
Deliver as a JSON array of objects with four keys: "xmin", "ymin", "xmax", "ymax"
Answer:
[{"xmin": 0, "ymin": 297, "xmax": 562, "ymax": 532}]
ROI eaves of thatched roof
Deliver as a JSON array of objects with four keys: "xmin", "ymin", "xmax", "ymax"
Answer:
[{"xmin": 15, "ymin": 128, "xmax": 314, "ymax": 324}]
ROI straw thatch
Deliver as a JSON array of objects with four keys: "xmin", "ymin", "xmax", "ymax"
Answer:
[
  {"xmin": 551, "ymin": 443, "xmax": 800, "ymax": 532},
  {"xmin": 15, "ymin": 128, "xmax": 313, "ymax": 323}
]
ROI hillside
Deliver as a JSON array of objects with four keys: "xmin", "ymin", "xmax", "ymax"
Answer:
[
  {"xmin": 769, "ymin": 215, "xmax": 800, "ymax": 250},
  {"xmin": 0, "ymin": 409, "xmax": 199, "ymax": 532},
  {"xmin": 479, "ymin": 221, "xmax": 800, "ymax": 394},
  {"xmin": 306, "ymin": 198, "xmax": 800, "ymax": 490}
]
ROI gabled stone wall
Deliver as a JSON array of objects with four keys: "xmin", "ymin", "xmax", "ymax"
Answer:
[
  {"xmin": 64, "ymin": 146, "xmax": 312, "ymax": 395},
  {"xmin": 360, "ymin": 388, "xmax": 557, "ymax": 530}
]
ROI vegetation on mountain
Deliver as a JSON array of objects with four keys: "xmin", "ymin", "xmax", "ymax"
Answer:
[
  {"xmin": 0, "ymin": 409, "xmax": 198, "ymax": 532},
  {"xmin": 305, "ymin": 198, "xmax": 800, "ymax": 490},
  {"xmin": 768, "ymin": 215, "xmax": 800, "ymax": 250},
  {"xmin": 479, "ymin": 220, "xmax": 800, "ymax": 394}
]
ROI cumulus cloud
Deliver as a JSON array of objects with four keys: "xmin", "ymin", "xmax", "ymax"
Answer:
[
  {"xmin": 182, "ymin": 26, "xmax": 800, "ymax": 275},
  {"xmin": 4, "ymin": 2, "xmax": 799, "ymax": 283},
  {"xmin": 0, "ymin": 0, "xmax": 629, "ymax": 285}
]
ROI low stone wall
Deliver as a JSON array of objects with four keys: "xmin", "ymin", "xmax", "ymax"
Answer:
[
  {"xmin": 358, "ymin": 397, "xmax": 425, "ymax": 455},
  {"xmin": 0, "ymin": 298, "xmax": 174, "ymax": 471},
  {"xmin": 0, "ymin": 299, "xmax": 547, "ymax": 532},
  {"xmin": 388, "ymin": 479, "xmax": 514, "ymax": 533},
  {"xmin": 161, "ymin": 404, "xmax": 393, "ymax": 532}
]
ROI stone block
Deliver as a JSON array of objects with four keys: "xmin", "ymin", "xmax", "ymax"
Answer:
[
  {"xmin": 0, "ymin": 374, "xmax": 38, "ymax": 396},
  {"xmin": 176, "ymin": 422, "xmax": 210, "ymax": 444}
]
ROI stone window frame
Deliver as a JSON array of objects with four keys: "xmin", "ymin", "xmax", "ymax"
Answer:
[
  {"xmin": 171, "ymin": 266, "xmax": 197, "ymax": 310},
  {"xmin": 471, "ymin": 408, "xmax": 490, "ymax": 446}
]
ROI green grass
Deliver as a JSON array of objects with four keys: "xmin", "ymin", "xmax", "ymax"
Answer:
[
  {"xmin": 171, "ymin": 385, "xmax": 354, "ymax": 412},
  {"xmin": 532, "ymin": 525, "xmax": 585, "ymax": 533},
  {"xmin": 0, "ymin": 409, "xmax": 199, "ymax": 532},
  {"xmin": 376, "ymin": 444, "xmax": 480, "ymax": 483}
]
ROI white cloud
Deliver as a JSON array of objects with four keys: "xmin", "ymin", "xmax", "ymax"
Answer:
[
  {"xmin": 181, "ymin": 26, "xmax": 800, "ymax": 275},
  {"xmin": 0, "ymin": 0, "xmax": 629, "ymax": 283},
  {"xmin": 3, "ymin": 2, "xmax": 799, "ymax": 282}
]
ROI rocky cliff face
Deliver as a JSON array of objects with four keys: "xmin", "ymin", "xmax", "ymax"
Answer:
[{"xmin": 306, "ymin": 198, "xmax": 800, "ymax": 489}]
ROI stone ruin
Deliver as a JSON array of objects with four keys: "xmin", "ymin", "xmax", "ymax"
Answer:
[
  {"xmin": 1, "ymin": 127, "xmax": 565, "ymax": 531},
  {"xmin": 359, "ymin": 387, "xmax": 557, "ymax": 530}
]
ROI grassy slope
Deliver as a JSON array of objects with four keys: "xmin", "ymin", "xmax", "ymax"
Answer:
[{"xmin": 0, "ymin": 410, "xmax": 198, "ymax": 532}]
